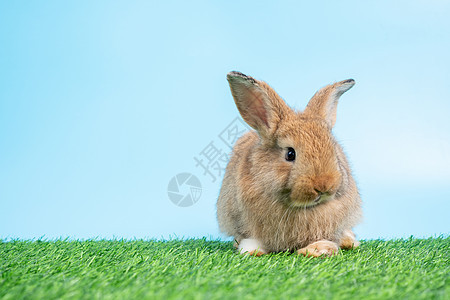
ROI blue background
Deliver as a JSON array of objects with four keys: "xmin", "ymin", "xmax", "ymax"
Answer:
[{"xmin": 1, "ymin": 1, "xmax": 449, "ymax": 240}]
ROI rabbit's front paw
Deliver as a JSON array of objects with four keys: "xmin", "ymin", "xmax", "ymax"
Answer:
[
  {"xmin": 238, "ymin": 238, "xmax": 267, "ymax": 256},
  {"xmin": 298, "ymin": 240, "xmax": 339, "ymax": 257}
]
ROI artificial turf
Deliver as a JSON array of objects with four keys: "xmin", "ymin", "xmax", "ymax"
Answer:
[{"xmin": 0, "ymin": 237, "xmax": 448, "ymax": 299}]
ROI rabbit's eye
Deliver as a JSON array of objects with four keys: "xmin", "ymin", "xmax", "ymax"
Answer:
[{"xmin": 285, "ymin": 147, "xmax": 296, "ymax": 161}]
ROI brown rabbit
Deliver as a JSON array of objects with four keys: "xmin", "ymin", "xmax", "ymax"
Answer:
[{"xmin": 217, "ymin": 71, "xmax": 362, "ymax": 257}]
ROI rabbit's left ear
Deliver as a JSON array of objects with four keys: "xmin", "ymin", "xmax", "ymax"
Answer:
[
  {"xmin": 304, "ymin": 79, "xmax": 355, "ymax": 127},
  {"xmin": 227, "ymin": 71, "xmax": 291, "ymax": 139}
]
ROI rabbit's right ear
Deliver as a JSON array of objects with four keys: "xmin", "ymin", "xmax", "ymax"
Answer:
[
  {"xmin": 303, "ymin": 79, "xmax": 355, "ymax": 127},
  {"xmin": 227, "ymin": 71, "xmax": 290, "ymax": 138}
]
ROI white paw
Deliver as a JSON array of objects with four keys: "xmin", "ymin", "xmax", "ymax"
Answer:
[{"xmin": 238, "ymin": 238, "xmax": 267, "ymax": 256}]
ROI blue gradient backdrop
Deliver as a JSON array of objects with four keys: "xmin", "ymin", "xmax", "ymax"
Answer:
[{"xmin": 1, "ymin": 1, "xmax": 449, "ymax": 240}]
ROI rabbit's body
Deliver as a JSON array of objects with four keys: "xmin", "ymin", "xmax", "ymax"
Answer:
[
  {"xmin": 218, "ymin": 130, "xmax": 361, "ymax": 253},
  {"xmin": 217, "ymin": 72, "xmax": 362, "ymax": 256}
]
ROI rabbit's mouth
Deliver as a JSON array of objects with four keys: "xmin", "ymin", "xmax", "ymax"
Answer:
[
  {"xmin": 313, "ymin": 193, "xmax": 333, "ymax": 205},
  {"xmin": 313, "ymin": 195, "xmax": 322, "ymax": 203},
  {"xmin": 289, "ymin": 193, "xmax": 333, "ymax": 208}
]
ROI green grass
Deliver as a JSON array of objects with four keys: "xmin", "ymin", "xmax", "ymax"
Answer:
[{"xmin": 0, "ymin": 237, "xmax": 448, "ymax": 299}]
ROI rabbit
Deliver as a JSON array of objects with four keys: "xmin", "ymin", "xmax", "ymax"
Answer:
[{"xmin": 217, "ymin": 71, "xmax": 362, "ymax": 257}]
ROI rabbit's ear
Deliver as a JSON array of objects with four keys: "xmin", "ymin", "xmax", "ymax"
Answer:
[
  {"xmin": 304, "ymin": 79, "xmax": 355, "ymax": 127},
  {"xmin": 227, "ymin": 71, "xmax": 290, "ymax": 138}
]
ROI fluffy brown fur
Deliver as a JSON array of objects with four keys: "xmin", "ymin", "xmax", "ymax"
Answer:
[{"xmin": 217, "ymin": 72, "xmax": 362, "ymax": 256}]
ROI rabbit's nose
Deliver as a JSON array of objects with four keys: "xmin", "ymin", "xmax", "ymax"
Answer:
[
  {"xmin": 313, "ymin": 185, "xmax": 333, "ymax": 196},
  {"xmin": 314, "ymin": 188, "xmax": 325, "ymax": 196},
  {"xmin": 313, "ymin": 189, "xmax": 324, "ymax": 203},
  {"xmin": 312, "ymin": 175, "xmax": 338, "ymax": 195}
]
